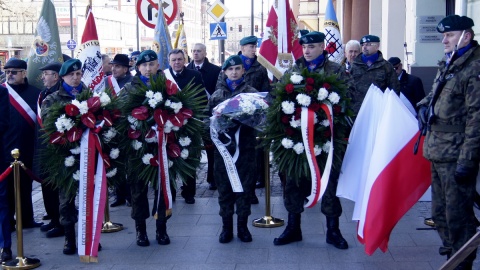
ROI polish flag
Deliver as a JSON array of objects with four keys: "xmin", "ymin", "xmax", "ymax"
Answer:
[
  {"xmin": 257, "ymin": 0, "xmax": 303, "ymax": 81},
  {"xmin": 76, "ymin": 10, "xmax": 105, "ymax": 93},
  {"xmin": 338, "ymin": 87, "xmax": 431, "ymax": 255}
]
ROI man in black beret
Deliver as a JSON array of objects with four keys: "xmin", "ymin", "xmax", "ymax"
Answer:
[
  {"xmin": 417, "ymin": 14, "xmax": 479, "ymax": 270},
  {"xmin": 121, "ymin": 49, "xmax": 172, "ymax": 248},
  {"xmin": 41, "ymin": 58, "xmax": 90, "ymax": 255},
  {"xmin": 104, "ymin": 54, "xmax": 132, "ymax": 207},
  {"xmin": 387, "ymin": 56, "xmax": 425, "ymax": 113},
  {"xmin": 164, "ymin": 48, "xmax": 205, "ymax": 205},
  {"xmin": 186, "ymin": 43, "xmax": 221, "ymax": 191},
  {"xmin": 273, "ymin": 30, "xmax": 354, "ymax": 250},
  {"xmin": 349, "ymin": 34, "xmax": 400, "ymax": 114},
  {"xmin": 3, "ymin": 58, "xmax": 43, "ymax": 233},
  {"xmin": 34, "ymin": 62, "xmax": 64, "ymax": 239}
]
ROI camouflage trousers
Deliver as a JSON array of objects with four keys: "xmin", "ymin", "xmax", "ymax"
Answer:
[
  {"xmin": 284, "ymin": 170, "xmax": 342, "ymax": 217},
  {"xmin": 59, "ymin": 190, "xmax": 77, "ymax": 227},
  {"xmin": 214, "ymin": 150, "xmax": 256, "ymax": 219},
  {"xmin": 431, "ymin": 162, "xmax": 477, "ymax": 261},
  {"xmin": 130, "ymin": 179, "xmax": 169, "ymax": 222}
]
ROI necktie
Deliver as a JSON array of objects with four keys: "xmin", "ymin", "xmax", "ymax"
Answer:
[{"xmin": 196, "ymin": 66, "xmax": 200, "ymax": 71}]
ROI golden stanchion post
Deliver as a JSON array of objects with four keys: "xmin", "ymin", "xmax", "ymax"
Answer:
[
  {"xmin": 253, "ymin": 147, "xmax": 284, "ymax": 228},
  {"xmin": 3, "ymin": 149, "xmax": 40, "ymax": 269},
  {"xmin": 101, "ymin": 190, "xmax": 123, "ymax": 233}
]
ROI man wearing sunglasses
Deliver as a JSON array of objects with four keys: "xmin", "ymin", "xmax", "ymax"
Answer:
[
  {"xmin": 387, "ymin": 57, "xmax": 425, "ymax": 113},
  {"xmin": 3, "ymin": 58, "xmax": 43, "ymax": 232}
]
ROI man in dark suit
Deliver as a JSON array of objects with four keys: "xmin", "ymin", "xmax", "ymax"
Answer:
[
  {"xmin": 164, "ymin": 48, "xmax": 206, "ymax": 204},
  {"xmin": 388, "ymin": 57, "xmax": 425, "ymax": 112},
  {"xmin": 186, "ymin": 43, "xmax": 221, "ymax": 190}
]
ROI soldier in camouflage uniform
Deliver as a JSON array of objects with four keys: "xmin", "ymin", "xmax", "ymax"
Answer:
[
  {"xmin": 41, "ymin": 59, "xmax": 90, "ymax": 255},
  {"xmin": 216, "ymin": 36, "xmax": 271, "ymax": 201},
  {"xmin": 349, "ymin": 35, "xmax": 400, "ymax": 114},
  {"xmin": 208, "ymin": 55, "xmax": 258, "ymax": 244},
  {"xmin": 120, "ymin": 50, "xmax": 172, "ymax": 248},
  {"xmin": 273, "ymin": 31, "xmax": 353, "ymax": 250},
  {"xmin": 417, "ymin": 15, "xmax": 480, "ymax": 270}
]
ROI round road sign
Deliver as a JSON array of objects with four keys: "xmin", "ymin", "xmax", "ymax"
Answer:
[
  {"xmin": 66, "ymin": 39, "xmax": 77, "ymax": 50},
  {"xmin": 137, "ymin": 0, "xmax": 178, "ymax": 29}
]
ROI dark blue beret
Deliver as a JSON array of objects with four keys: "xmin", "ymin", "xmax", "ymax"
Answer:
[
  {"xmin": 299, "ymin": 31, "xmax": 326, "ymax": 45},
  {"xmin": 59, "ymin": 59, "xmax": 82, "ymax": 76},
  {"xmin": 40, "ymin": 62, "xmax": 62, "ymax": 73},
  {"xmin": 222, "ymin": 55, "xmax": 243, "ymax": 70},
  {"xmin": 240, "ymin": 36, "xmax": 258, "ymax": 46},
  {"xmin": 136, "ymin": 50, "xmax": 158, "ymax": 66},
  {"xmin": 4, "ymin": 58, "xmax": 27, "ymax": 70},
  {"xmin": 360, "ymin": 35, "xmax": 380, "ymax": 44},
  {"xmin": 387, "ymin": 57, "xmax": 401, "ymax": 66},
  {"xmin": 437, "ymin": 15, "xmax": 474, "ymax": 33}
]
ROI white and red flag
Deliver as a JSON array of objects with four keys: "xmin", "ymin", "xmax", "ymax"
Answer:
[
  {"xmin": 76, "ymin": 10, "xmax": 105, "ymax": 93},
  {"xmin": 323, "ymin": 0, "xmax": 344, "ymax": 63},
  {"xmin": 257, "ymin": 0, "xmax": 303, "ymax": 80},
  {"xmin": 337, "ymin": 86, "xmax": 431, "ymax": 255}
]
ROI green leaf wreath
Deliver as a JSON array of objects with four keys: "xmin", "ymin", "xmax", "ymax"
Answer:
[
  {"xmin": 41, "ymin": 89, "xmax": 124, "ymax": 199},
  {"xmin": 117, "ymin": 74, "xmax": 207, "ymax": 189},
  {"xmin": 262, "ymin": 68, "xmax": 353, "ymax": 182}
]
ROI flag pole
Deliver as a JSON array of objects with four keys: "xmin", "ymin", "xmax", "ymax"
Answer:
[{"xmin": 253, "ymin": 146, "xmax": 284, "ymax": 228}]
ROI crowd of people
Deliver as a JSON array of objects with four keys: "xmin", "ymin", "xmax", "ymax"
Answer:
[{"xmin": 0, "ymin": 14, "xmax": 477, "ymax": 270}]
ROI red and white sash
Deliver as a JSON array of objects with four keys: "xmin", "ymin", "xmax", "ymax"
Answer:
[
  {"xmin": 78, "ymin": 123, "xmax": 107, "ymax": 262},
  {"xmin": 302, "ymin": 104, "xmax": 334, "ymax": 208},
  {"xmin": 6, "ymin": 83, "xmax": 37, "ymax": 129},
  {"xmin": 106, "ymin": 76, "xmax": 121, "ymax": 97},
  {"xmin": 154, "ymin": 126, "xmax": 173, "ymax": 219},
  {"xmin": 163, "ymin": 69, "xmax": 180, "ymax": 89}
]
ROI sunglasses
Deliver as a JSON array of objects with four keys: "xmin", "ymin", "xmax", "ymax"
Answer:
[{"xmin": 5, "ymin": 70, "xmax": 24, "ymax": 75}]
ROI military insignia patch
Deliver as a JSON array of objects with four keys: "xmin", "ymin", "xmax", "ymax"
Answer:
[
  {"xmin": 73, "ymin": 64, "xmax": 79, "ymax": 71},
  {"xmin": 437, "ymin": 23, "xmax": 445, "ymax": 32},
  {"xmin": 229, "ymin": 59, "xmax": 235, "ymax": 65},
  {"xmin": 362, "ymin": 37, "xmax": 367, "ymax": 43}
]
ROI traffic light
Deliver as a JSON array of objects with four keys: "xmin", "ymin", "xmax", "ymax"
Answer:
[
  {"xmin": 239, "ymin": 25, "xmax": 242, "ymax": 32},
  {"xmin": 255, "ymin": 25, "xmax": 258, "ymax": 32}
]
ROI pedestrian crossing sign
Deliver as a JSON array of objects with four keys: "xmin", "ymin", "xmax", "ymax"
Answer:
[{"xmin": 210, "ymin": 22, "xmax": 227, "ymax": 40}]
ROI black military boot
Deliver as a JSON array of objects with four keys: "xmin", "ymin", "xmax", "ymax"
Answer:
[
  {"xmin": 63, "ymin": 225, "xmax": 76, "ymax": 255},
  {"xmin": 273, "ymin": 213, "xmax": 302, "ymax": 245},
  {"xmin": 326, "ymin": 216, "xmax": 348, "ymax": 249},
  {"xmin": 219, "ymin": 216, "xmax": 233, "ymax": 243},
  {"xmin": 135, "ymin": 220, "xmax": 150, "ymax": 247},
  {"xmin": 155, "ymin": 220, "xmax": 170, "ymax": 245},
  {"xmin": 237, "ymin": 216, "xmax": 252, "ymax": 242}
]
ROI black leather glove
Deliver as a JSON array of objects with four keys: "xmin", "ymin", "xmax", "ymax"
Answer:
[
  {"xmin": 454, "ymin": 163, "xmax": 479, "ymax": 184},
  {"xmin": 417, "ymin": 106, "xmax": 428, "ymax": 132}
]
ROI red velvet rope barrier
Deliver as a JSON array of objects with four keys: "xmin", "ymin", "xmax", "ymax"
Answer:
[
  {"xmin": 0, "ymin": 166, "xmax": 13, "ymax": 183},
  {"xmin": 19, "ymin": 162, "xmax": 43, "ymax": 184}
]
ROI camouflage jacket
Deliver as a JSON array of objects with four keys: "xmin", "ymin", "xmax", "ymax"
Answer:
[
  {"xmin": 419, "ymin": 40, "xmax": 480, "ymax": 166},
  {"xmin": 216, "ymin": 54, "xmax": 271, "ymax": 93},
  {"xmin": 288, "ymin": 53, "xmax": 356, "ymax": 100},
  {"xmin": 208, "ymin": 77, "xmax": 258, "ymax": 115},
  {"xmin": 41, "ymin": 82, "xmax": 89, "ymax": 120},
  {"xmin": 350, "ymin": 50, "xmax": 400, "ymax": 113}
]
